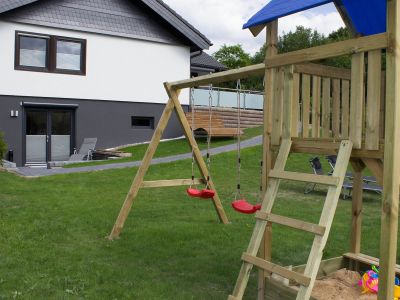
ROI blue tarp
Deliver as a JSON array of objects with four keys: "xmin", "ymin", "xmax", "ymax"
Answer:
[{"xmin": 243, "ymin": 0, "xmax": 386, "ymax": 36}]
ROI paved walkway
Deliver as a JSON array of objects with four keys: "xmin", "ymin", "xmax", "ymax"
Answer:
[{"xmin": 14, "ymin": 136, "xmax": 262, "ymax": 177}]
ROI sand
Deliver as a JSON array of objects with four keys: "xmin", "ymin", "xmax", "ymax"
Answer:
[{"xmin": 311, "ymin": 269, "xmax": 377, "ymax": 300}]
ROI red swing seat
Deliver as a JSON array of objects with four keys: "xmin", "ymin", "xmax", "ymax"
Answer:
[
  {"xmin": 231, "ymin": 199, "xmax": 261, "ymax": 214},
  {"xmin": 186, "ymin": 188, "xmax": 215, "ymax": 199}
]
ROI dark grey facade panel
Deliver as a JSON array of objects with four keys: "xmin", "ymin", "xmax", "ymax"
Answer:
[{"xmin": 0, "ymin": 95, "xmax": 187, "ymax": 166}]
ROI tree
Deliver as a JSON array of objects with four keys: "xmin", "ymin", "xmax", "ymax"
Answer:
[
  {"xmin": 213, "ymin": 44, "xmax": 252, "ymax": 69},
  {"xmin": 278, "ymin": 26, "xmax": 326, "ymax": 54},
  {"xmin": 0, "ymin": 131, "xmax": 7, "ymax": 166}
]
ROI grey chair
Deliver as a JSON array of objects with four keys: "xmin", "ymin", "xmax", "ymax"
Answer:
[{"xmin": 69, "ymin": 138, "xmax": 97, "ymax": 161}]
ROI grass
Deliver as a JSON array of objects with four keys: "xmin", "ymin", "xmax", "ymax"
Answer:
[
  {"xmin": 0, "ymin": 144, "xmax": 391, "ymax": 299},
  {"xmin": 64, "ymin": 126, "xmax": 263, "ymax": 168}
]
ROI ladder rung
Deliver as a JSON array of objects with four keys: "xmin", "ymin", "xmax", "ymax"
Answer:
[
  {"xmin": 255, "ymin": 212, "xmax": 326, "ymax": 236},
  {"xmin": 241, "ymin": 253, "xmax": 311, "ymax": 287},
  {"xmin": 269, "ymin": 170, "xmax": 339, "ymax": 186}
]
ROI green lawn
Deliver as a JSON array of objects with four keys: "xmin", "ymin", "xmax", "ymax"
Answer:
[
  {"xmin": 0, "ymin": 145, "xmax": 389, "ymax": 299},
  {"xmin": 64, "ymin": 126, "xmax": 263, "ymax": 168}
]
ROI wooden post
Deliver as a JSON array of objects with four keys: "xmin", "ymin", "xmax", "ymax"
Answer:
[
  {"xmin": 379, "ymin": 1, "xmax": 400, "ymax": 298},
  {"xmin": 349, "ymin": 159, "xmax": 365, "ymax": 257},
  {"xmin": 259, "ymin": 20, "xmax": 278, "ymax": 300}
]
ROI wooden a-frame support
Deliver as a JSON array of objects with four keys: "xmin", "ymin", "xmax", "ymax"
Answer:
[{"xmin": 108, "ymin": 84, "xmax": 229, "ymax": 240}]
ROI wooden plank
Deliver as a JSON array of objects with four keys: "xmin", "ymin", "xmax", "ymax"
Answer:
[
  {"xmin": 282, "ymin": 66, "xmax": 295, "ymax": 139},
  {"xmin": 297, "ymin": 140, "xmax": 353, "ymax": 300},
  {"xmin": 165, "ymin": 85, "xmax": 229, "ymax": 225},
  {"xmin": 341, "ymin": 80, "xmax": 350, "ymax": 138},
  {"xmin": 271, "ymin": 68, "xmax": 284, "ymax": 145},
  {"xmin": 255, "ymin": 212, "xmax": 326, "ymax": 236},
  {"xmin": 302, "ymin": 74, "xmax": 311, "ymax": 138},
  {"xmin": 291, "ymin": 72, "xmax": 300, "ymax": 137},
  {"xmin": 332, "ymin": 79, "xmax": 341, "ymax": 138},
  {"xmin": 272, "ymin": 138, "xmax": 384, "ymax": 159},
  {"xmin": 294, "ymin": 63, "xmax": 351, "ymax": 80},
  {"xmin": 344, "ymin": 253, "xmax": 400, "ymax": 274},
  {"xmin": 312, "ymin": 76, "xmax": 321, "ymax": 138},
  {"xmin": 260, "ymin": 20, "xmax": 278, "ymax": 300},
  {"xmin": 379, "ymin": 2, "xmax": 400, "ymax": 298},
  {"xmin": 269, "ymin": 170, "xmax": 339, "ymax": 186},
  {"xmin": 264, "ymin": 33, "xmax": 387, "ymax": 69},
  {"xmin": 292, "ymin": 256, "xmax": 347, "ymax": 280},
  {"xmin": 141, "ymin": 178, "xmax": 205, "ymax": 188},
  {"xmin": 365, "ymin": 50, "xmax": 382, "ymax": 150},
  {"xmin": 349, "ymin": 159, "xmax": 365, "ymax": 254},
  {"xmin": 350, "ymin": 52, "xmax": 365, "ymax": 149},
  {"xmin": 169, "ymin": 34, "xmax": 387, "ymax": 90},
  {"xmin": 379, "ymin": 73, "xmax": 386, "ymax": 139},
  {"xmin": 241, "ymin": 253, "xmax": 311, "ymax": 287},
  {"xmin": 230, "ymin": 139, "xmax": 292, "ymax": 300},
  {"xmin": 321, "ymin": 78, "xmax": 331, "ymax": 138}
]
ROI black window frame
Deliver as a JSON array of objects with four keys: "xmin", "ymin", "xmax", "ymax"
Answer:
[
  {"xmin": 15, "ymin": 31, "xmax": 87, "ymax": 76},
  {"xmin": 131, "ymin": 116, "xmax": 155, "ymax": 129}
]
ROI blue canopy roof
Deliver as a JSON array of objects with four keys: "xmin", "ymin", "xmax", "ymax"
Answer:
[{"xmin": 243, "ymin": 0, "xmax": 386, "ymax": 37}]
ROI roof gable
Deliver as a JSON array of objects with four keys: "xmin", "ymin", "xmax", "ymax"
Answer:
[
  {"xmin": 243, "ymin": 0, "xmax": 386, "ymax": 37},
  {"xmin": 0, "ymin": 0, "xmax": 211, "ymax": 51}
]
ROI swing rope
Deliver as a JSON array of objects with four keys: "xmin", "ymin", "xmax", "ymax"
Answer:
[
  {"xmin": 231, "ymin": 79, "xmax": 262, "ymax": 214},
  {"xmin": 186, "ymin": 85, "xmax": 215, "ymax": 199},
  {"xmin": 206, "ymin": 84, "xmax": 213, "ymax": 189},
  {"xmin": 190, "ymin": 87, "xmax": 196, "ymax": 188},
  {"xmin": 235, "ymin": 79, "xmax": 242, "ymax": 200}
]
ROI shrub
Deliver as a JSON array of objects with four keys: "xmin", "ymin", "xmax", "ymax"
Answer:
[{"xmin": 0, "ymin": 131, "xmax": 7, "ymax": 166}]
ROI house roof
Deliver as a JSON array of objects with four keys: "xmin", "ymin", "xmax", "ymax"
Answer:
[
  {"xmin": 243, "ymin": 0, "xmax": 386, "ymax": 37},
  {"xmin": 0, "ymin": 0, "xmax": 212, "ymax": 51},
  {"xmin": 191, "ymin": 51, "xmax": 227, "ymax": 72}
]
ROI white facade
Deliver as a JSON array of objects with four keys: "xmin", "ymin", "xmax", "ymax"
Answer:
[{"xmin": 0, "ymin": 21, "xmax": 190, "ymax": 104}]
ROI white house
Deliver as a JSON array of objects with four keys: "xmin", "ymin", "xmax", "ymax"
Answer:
[{"xmin": 0, "ymin": 0, "xmax": 214, "ymax": 166}]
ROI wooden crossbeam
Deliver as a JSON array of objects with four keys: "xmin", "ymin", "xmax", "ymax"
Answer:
[
  {"xmin": 255, "ymin": 212, "xmax": 326, "ymax": 236},
  {"xmin": 268, "ymin": 170, "xmax": 339, "ymax": 186},
  {"xmin": 241, "ymin": 253, "xmax": 311, "ymax": 287},
  {"xmin": 141, "ymin": 178, "xmax": 205, "ymax": 188}
]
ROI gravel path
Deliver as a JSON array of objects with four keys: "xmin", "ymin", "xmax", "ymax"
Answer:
[{"xmin": 14, "ymin": 135, "xmax": 262, "ymax": 177}]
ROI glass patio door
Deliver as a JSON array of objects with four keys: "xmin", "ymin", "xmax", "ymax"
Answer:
[
  {"xmin": 50, "ymin": 111, "xmax": 72, "ymax": 161},
  {"xmin": 25, "ymin": 109, "xmax": 74, "ymax": 164},
  {"xmin": 26, "ymin": 111, "xmax": 47, "ymax": 163}
]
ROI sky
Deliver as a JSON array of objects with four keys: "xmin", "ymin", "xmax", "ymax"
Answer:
[{"xmin": 163, "ymin": 0, "xmax": 345, "ymax": 55}]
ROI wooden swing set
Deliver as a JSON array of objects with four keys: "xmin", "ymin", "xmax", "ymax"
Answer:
[{"xmin": 108, "ymin": 0, "xmax": 400, "ymax": 299}]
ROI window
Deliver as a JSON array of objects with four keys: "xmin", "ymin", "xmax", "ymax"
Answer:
[
  {"xmin": 131, "ymin": 117, "xmax": 154, "ymax": 129},
  {"xmin": 15, "ymin": 31, "xmax": 86, "ymax": 75}
]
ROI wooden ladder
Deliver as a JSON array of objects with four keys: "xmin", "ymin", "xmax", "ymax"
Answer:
[{"xmin": 228, "ymin": 138, "xmax": 353, "ymax": 300}]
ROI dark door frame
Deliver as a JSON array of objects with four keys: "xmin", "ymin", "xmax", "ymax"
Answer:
[{"xmin": 22, "ymin": 103, "xmax": 77, "ymax": 165}]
